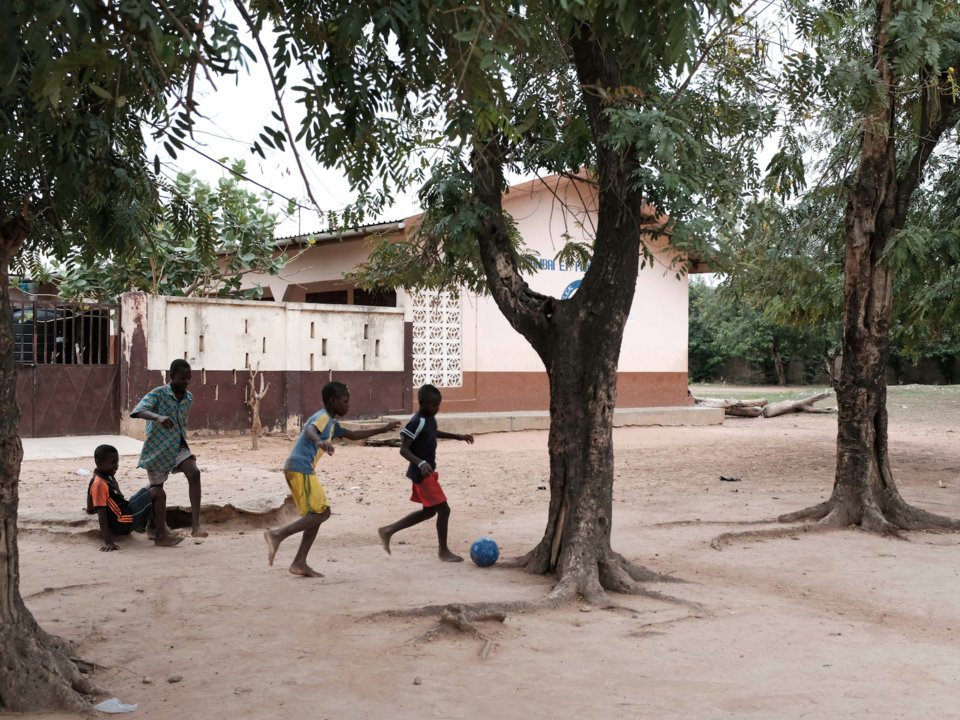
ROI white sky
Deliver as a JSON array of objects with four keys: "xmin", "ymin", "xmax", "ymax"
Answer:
[
  {"xmin": 150, "ymin": 3, "xmax": 791, "ymax": 242},
  {"xmin": 147, "ymin": 12, "xmax": 424, "ymax": 239}
]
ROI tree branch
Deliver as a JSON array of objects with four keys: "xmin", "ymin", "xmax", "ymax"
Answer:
[
  {"xmin": 471, "ymin": 134, "xmax": 553, "ymax": 351},
  {"xmin": 896, "ymin": 74, "xmax": 960, "ymax": 225},
  {"xmin": 231, "ymin": 0, "xmax": 323, "ymax": 212}
]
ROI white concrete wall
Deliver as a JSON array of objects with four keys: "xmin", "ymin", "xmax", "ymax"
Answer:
[{"xmin": 143, "ymin": 295, "xmax": 404, "ymax": 372}]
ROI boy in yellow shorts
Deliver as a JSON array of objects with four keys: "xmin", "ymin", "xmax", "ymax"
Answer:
[{"xmin": 263, "ymin": 381, "xmax": 399, "ymax": 577}]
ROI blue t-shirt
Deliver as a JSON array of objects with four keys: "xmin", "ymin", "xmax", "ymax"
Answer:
[
  {"xmin": 285, "ymin": 409, "xmax": 346, "ymax": 474},
  {"xmin": 402, "ymin": 411, "xmax": 437, "ymax": 481}
]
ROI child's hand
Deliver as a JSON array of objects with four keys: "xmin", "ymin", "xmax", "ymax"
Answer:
[
  {"xmin": 156, "ymin": 415, "xmax": 175, "ymax": 429},
  {"xmin": 460, "ymin": 434, "xmax": 474, "ymax": 444},
  {"xmin": 322, "ymin": 441, "xmax": 335, "ymax": 456},
  {"xmin": 384, "ymin": 420, "xmax": 401, "ymax": 431},
  {"xmin": 100, "ymin": 541, "xmax": 119, "ymax": 552},
  {"xmin": 418, "ymin": 461, "xmax": 434, "ymax": 478}
]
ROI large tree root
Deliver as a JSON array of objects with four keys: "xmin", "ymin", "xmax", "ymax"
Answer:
[
  {"xmin": 654, "ymin": 519, "xmax": 778, "ymax": 528},
  {"xmin": 0, "ymin": 618, "xmax": 99, "ymax": 712},
  {"xmin": 711, "ymin": 497, "xmax": 960, "ymax": 550},
  {"xmin": 410, "ymin": 605, "xmax": 507, "ymax": 659},
  {"xmin": 370, "ymin": 551, "xmax": 704, "ymax": 658}
]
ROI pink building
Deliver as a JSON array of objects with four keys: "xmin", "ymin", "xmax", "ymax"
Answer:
[{"xmin": 238, "ymin": 174, "xmax": 702, "ymax": 415}]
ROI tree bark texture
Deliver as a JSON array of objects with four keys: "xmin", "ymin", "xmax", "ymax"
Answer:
[
  {"xmin": 0, "ymin": 217, "xmax": 91, "ymax": 711},
  {"xmin": 782, "ymin": 0, "xmax": 960, "ymax": 533},
  {"xmin": 468, "ymin": 22, "xmax": 670, "ymax": 603}
]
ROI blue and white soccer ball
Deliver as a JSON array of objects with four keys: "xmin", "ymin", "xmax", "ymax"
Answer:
[{"xmin": 470, "ymin": 537, "xmax": 500, "ymax": 567}]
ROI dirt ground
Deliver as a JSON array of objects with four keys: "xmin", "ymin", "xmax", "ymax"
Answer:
[{"xmin": 13, "ymin": 385, "xmax": 960, "ymax": 720}]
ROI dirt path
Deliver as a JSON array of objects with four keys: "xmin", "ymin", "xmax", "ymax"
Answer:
[{"xmin": 14, "ymin": 386, "xmax": 960, "ymax": 719}]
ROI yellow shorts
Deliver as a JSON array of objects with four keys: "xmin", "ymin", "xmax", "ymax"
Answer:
[{"xmin": 284, "ymin": 470, "xmax": 329, "ymax": 516}]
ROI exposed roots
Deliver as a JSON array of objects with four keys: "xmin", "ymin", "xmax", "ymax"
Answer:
[
  {"xmin": 710, "ymin": 508, "xmax": 848, "ymax": 550},
  {"xmin": 0, "ymin": 620, "xmax": 99, "ymax": 712},
  {"xmin": 653, "ymin": 519, "xmax": 779, "ymax": 528},
  {"xmin": 411, "ymin": 605, "xmax": 507, "ymax": 659},
  {"xmin": 887, "ymin": 502, "xmax": 960, "ymax": 532},
  {"xmin": 777, "ymin": 501, "xmax": 831, "ymax": 523},
  {"xmin": 369, "ymin": 550, "xmax": 703, "ymax": 659},
  {"xmin": 713, "ymin": 494, "xmax": 960, "ymax": 550},
  {"xmin": 598, "ymin": 555, "xmax": 706, "ymax": 614}
]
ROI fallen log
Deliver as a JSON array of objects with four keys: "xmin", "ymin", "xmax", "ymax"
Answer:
[
  {"xmin": 690, "ymin": 395, "xmax": 767, "ymax": 409},
  {"xmin": 761, "ymin": 391, "xmax": 834, "ymax": 417},
  {"xmin": 691, "ymin": 391, "xmax": 834, "ymax": 418}
]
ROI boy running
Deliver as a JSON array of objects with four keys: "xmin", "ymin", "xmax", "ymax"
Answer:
[
  {"xmin": 86, "ymin": 444, "xmax": 178, "ymax": 550},
  {"xmin": 131, "ymin": 359, "xmax": 206, "ymax": 539},
  {"xmin": 264, "ymin": 381, "xmax": 399, "ymax": 578},
  {"xmin": 378, "ymin": 384, "xmax": 474, "ymax": 562}
]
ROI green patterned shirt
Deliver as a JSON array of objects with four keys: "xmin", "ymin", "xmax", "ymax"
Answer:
[{"xmin": 133, "ymin": 384, "xmax": 193, "ymax": 472}]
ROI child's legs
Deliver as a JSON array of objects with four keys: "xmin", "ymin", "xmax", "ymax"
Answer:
[
  {"xmin": 383, "ymin": 505, "xmax": 438, "ymax": 536},
  {"xmin": 291, "ymin": 508, "xmax": 330, "ymax": 566},
  {"xmin": 148, "ymin": 485, "xmax": 171, "ymax": 539},
  {"xmin": 128, "ymin": 486, "xmax": 152, "ymax": 532},
  {"xmin": 174, "ymin": 455, "xmax": 202, "ymax": 531},
  {"xmin": 273, "ymin": 508, "xmax": 328, "ymax": 543},
  {"xmin": 434, "ymin": 502, "xmax": 451, "ymax": 550}
]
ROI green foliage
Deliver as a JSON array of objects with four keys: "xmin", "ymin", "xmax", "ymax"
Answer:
[
  {"xmin": 50, "ymin": 161, "xmax": 294, "ymax": 301},
  {"xmin": 252, "ymin": 0, "xmax": 780, "ymax": 292},
  {"xmin": 688, "ymin": 280, "xmax": 835, "ymax": 383},
  {"xmin": 719, "ymin": 0, "xmax": 960, "ymax": 377},
  {"xmin": 2, "ymin": 0, "xmax": 246, "ymax": 263}
]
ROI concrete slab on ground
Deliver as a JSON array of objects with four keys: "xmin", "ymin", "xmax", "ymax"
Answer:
[
  {"xmin": 382, "ymin": 406, "xmax": 724, "ymax": 435},
  {"xmin": 22, "ymin": 435, "xmax": 144, "ymax": 462}
]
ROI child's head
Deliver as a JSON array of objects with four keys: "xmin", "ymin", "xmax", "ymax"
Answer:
[
  {"xmin": 417, "ymin": 384, "xmax": 442, "ymax": 417},
  {"xmin": 169, "ymin": 358, "xmax": 192, "ymax": 392},
  {"xmin": 94, "ymin": 444, "xmax": 119, "ymax": 475},
  {"xmin": 322, "ymin": 381, "xmax": 350, "ymax": 417}
]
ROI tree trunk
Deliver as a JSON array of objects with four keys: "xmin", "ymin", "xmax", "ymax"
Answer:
[
  {"xmin": 516, "ymin": 327, "xmax": 625, "ymax": 603},
  {"xmin": 465, "ymin": 21, "xmax": 677, "ymax": 603},
  {"xmin": 780, "ymin": 0, "xmax": 960, "ymax": 533},
  {"xmin": 0, "ymin": 219, "xmax": 92, "ymax": 711},
  {"xmin": 772, "ymin": 338, "xmax": 786, "ymax": 386}
]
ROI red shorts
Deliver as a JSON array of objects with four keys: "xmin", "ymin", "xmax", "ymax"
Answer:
[{"xmin": 410, "ymin": 472, "xmax": 447, "ymax": 507}]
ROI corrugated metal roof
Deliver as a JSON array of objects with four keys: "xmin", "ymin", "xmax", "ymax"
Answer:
[{"xmin": 274, "ymin": 219, "xmax": 407, "ymax": 246}]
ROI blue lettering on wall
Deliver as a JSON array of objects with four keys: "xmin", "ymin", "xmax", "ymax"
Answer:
[{"xmin": 540, "ymin": 257, "xmax": 589, "ymax": 272}]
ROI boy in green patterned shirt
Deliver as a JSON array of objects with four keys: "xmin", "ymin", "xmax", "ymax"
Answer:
[{"xmin": 132, "ymin": 359, "xmax": 206, "ymax": 541}]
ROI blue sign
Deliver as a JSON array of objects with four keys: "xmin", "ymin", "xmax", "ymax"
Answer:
[{"xmin": 561, "ymin": 280, "xmax": 581, "ymax": 300}]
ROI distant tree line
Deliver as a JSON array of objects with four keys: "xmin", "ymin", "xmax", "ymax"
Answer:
[{"xmin": 689, "ymin": 281, "xmax": 959, "ymax": 386}]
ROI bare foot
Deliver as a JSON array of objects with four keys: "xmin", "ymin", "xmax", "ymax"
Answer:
[
  {"xmin": 148, "ymin": 526, "xmax": 180, "ymax": 541},
  {"xmin": 154, "ymin": 534, "xmax": 183, "ymax": 547},
  {"xmin": 192, "ymin": 528, "xmax": 209, "ymax": 538},
  {"xmin": 377, "ymin": 527, "xmax": 392, "ymax": 555},
  {"xmin": 439, "ymin": 549, "xmax": 463, "ymax": 563},
  {"xmin": 288, "ymin": 563, "xmax": 324, "ymax": 578},
  {"xmin": 264, "ymin": 529, "xmax": 281, "ymax": 566}
]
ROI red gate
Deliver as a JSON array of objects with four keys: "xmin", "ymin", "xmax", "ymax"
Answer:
[{"xmin": 13, "ymin": 301, "xmax": 120, "ymax": 437}]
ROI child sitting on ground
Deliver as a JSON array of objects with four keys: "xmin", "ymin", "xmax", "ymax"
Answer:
[{"xmin": 86, "ymin": 444, "xmax": 158, "ymax": 551}]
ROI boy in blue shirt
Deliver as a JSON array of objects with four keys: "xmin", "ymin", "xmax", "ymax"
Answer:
[
  {"xmin": 378, "ymin": 384, "xmax": 474, "ymax": 562},
  {"xmin": 263, "ymin": 381, "xmax": 399, "ymax": 578}
]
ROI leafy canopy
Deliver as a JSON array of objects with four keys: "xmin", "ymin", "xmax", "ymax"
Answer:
[
  {"xmin": 720, "ymin": 0, "xmax": 960, "ymax": 366},
  {"xmin": 1, "ymin": 0, "xmax": 247, "ymax": 265},
  {"xmin": 247, "ymin": 0, "xmax": 781, "ymax": 293},
  {"xmin": 51, "ymin": 161, "xmax": 295, "ymax": 301}
]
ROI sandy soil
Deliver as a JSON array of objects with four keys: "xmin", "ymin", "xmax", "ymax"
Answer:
[{"xmin": 13, "ymin": 385, "xmax": 960, "ymax": 720}]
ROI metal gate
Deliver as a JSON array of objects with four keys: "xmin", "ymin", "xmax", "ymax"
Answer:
[{"xmin": 13, "ymin": 301, "xmax": 120, "ymax": 437}]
